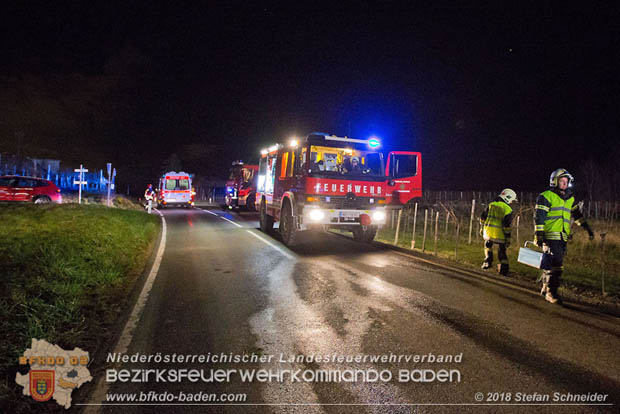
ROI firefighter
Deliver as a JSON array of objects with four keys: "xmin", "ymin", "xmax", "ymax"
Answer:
[
  {"xmin": 350, "ymin": 156, "xmax": 362, "ymax": 173},
  {"xmin": 535, "ymin": 169, "xmax": 594, "ymax": 304},
  {"xmin": 144, "ymin": 184, "xmax": 156, "ymax": 211},
  {"xmin": 481, "ymin": 188, "xmax": 517, "ymax": 276}
]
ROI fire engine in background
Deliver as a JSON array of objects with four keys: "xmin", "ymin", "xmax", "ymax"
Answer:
[
  {"xmin": 219, "ymin": 161, "xmax": 259, "ymax": 211},
  {"xmin": 256, "ymin": 133, "xmax": 422, "ymax": 246},
  {"xmin": 157, "ymin": 171, "xmax": 195, "ymax": 208}
]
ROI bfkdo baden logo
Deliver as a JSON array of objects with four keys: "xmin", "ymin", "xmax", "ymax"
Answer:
[
  {"xmin": 15, "ymin": 338, "xmax": 93, "ymax": 409},
  {"xmin": 30, "ymin": 370, "xmax": 55, "ymax": 401}
]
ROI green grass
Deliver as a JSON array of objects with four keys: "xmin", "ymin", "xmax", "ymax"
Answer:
[
  {"xmin": 375, "ymin": 220, "xmax": 620, "ymax": 298},
  {"xmin": 0, "ymin": 203, "xmax": 159, "ymax": 411}
]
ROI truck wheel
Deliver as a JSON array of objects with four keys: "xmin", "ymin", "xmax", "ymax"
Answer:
[
  {"xmin": 352, "ymin": 227, "xmax": 365, "ymax": 242},
  {"xmin": 352, "ymin": 227, "xmax": 377, "ymax": 243},
  {"xmin": 246, "ymin": 193, "xmax": 256, "ymax": 212},
  {"xmin": 363, "ymin": 227, "xmax": 377, "ymax": 242},
  {"xmin": 259, "ymin": 200, "xmax": 273, "ymax": 233},
  {"xmin": 280, "ymin": 202, "xmax": 298, "ymax": 247}
]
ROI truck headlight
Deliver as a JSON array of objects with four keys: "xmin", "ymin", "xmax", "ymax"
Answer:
[
  {"xmin": 372, "ymin": 210, "xmax": 386, "ymax": 222},
  {"xmin": 309, "ymin": 209, "xmax": 325, "ymax": 221}
]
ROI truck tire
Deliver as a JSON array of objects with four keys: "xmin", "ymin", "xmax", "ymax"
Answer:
[
  {"xmin": 280, "ymin": 202, "xmax": 298, "ymax": 247},
  {"xmin": 245, "ymin": 193, "xmax": 256, "ymax": 212},
  {"xmin": 363, "ymin": 226, "xmax": 377, "ymax": 242},
  {"xmin": 353, "ymin": 227, "xmax": 377, "ymax": 243},
  {"xmin": 259, "ymin": 200, "xmax": 273, "ymax": 233}
]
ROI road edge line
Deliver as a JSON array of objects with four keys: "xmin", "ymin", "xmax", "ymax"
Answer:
[
  {"xmin": 84, "ymin": 209, "xmax": 167, "ymax": 412},
  {"xmin": 246, "ymin": 230, "xmax": 295, "ymax": 259}
]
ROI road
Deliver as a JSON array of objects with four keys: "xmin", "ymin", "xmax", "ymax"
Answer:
[{"xmin": 93, "ymin": 206, "xmax": 620, "ymax": 413}]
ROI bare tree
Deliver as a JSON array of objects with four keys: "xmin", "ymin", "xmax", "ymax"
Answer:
[{"xmin": 580, "ymin": 158, "xmax": 601, "ymax": 201}]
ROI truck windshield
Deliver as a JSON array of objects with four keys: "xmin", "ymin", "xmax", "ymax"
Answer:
[
  {"xmin": 229, "ymin": 165, "xmax": 243, "ymax": 180},
  {"xmin": 229, "ymin": 166, "xmax": 255, "ymax": 184},
  {"xmin": 165, "ymin": 178, "xmax": 190, "ymax": 190},
  {"xmin": 307, "ymin": 145, "xmax": 384, "ymax": 178}
]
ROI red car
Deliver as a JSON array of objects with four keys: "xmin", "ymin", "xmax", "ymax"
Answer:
[{"xmin": 0, "ymin": 176, "xmax": 62, "ymax": 204}]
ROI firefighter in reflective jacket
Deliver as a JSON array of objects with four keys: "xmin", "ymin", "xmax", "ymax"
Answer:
[
  {"xmin": 144, "ymin": 184, "xmax": 156, "ymax": 209},
  {"xmin": 481, "ymin": 188, "xmax": 517, "ymax": 276},
  {"xmin": 535, "ymin": 169, "xmax": 594, "ymax": 304}
]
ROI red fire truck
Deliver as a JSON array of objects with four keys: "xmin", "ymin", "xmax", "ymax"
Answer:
[
  {"xmin": 220, "ymin": 161, "xmax": 259, "ymax": 210},
  {"xmin": 157, "ymin": 171, "xmax": 194, "ymax": 208},
  {"xmin": 256, "ymin": 133, "xmax": 422, "ymax": 246}
]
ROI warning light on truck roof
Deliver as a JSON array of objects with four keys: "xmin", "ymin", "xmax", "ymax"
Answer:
[{"xmin": 368, "ymin": 137, "xmax": 381, "ymax": 148}]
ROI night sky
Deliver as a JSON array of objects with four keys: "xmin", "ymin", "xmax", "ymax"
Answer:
[{"xmin": 1, "ymin": 3, "xmax": 618, "ymax": 193}]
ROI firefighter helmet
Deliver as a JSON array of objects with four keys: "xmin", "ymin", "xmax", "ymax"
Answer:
[
  {"xmin": 498, "ymin": 188, "xmax": 517, "ymax": 204},
  {"xmin": 549, "ymin": 168, "xmax": 574, "ymax": 188}
]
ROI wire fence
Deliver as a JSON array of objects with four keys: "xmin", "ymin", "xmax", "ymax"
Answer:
[{"xmin": 379, "ymin": 192, "xmax": 619, "ymax": 296}]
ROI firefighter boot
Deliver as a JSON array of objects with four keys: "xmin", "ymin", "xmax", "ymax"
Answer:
[
  {"xmin": 482, "ymin": 241, "xmax": 493, "ymax": 270},
  {"xmin": 498, "ymin": 263, "xmax": 509, "ymax": 276},
  {"xmin": 545, "ymin": 290, "xmax": 561, "ymax": 304},
  {"xmin": 545, "ymin": 274, "xmax": 562, "ymax": 305}
]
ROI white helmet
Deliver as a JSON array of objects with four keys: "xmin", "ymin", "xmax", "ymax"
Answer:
[
  {"xmin": 499, "ymin": 188, "xmax": 517, "ymax": 204},
  {"xmin": 549, "ymin": 168, "xmax": 574, "ymax": 188}
]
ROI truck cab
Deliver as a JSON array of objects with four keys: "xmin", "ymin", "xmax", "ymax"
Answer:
[
  {"xmin": 222, "ymin": 161, "xmax": 258, "ymax": 211},
  {"xmin": 256, "ymin": 133, "xmax": 421, "ymax": 246}
]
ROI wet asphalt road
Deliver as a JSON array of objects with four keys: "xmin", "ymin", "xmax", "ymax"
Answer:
[{"xmin": 97, "ymin": 206, "xmax": 620, "ymax": 414}]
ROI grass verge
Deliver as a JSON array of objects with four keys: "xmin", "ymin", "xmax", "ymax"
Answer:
[
  {"xmin": 375, "ymin": 220, "xmax": 620, "ymax": 299},
  {"xmin": 0, "ymin": 203, "xmax": 159, "ymax": 411}
]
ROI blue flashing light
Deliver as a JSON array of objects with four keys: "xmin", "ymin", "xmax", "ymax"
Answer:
[{"xmin": 368, "ymin": 137, "xmax": 381, "ymax": 148}]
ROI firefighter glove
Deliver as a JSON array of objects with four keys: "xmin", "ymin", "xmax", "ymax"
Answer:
[
  {"xmin": 535, "ymin": 231, "xmax": 545, "ymax": 247},
  {"xmin": 582, "ymin": 222, "xmax": 595, "ymax": 241}
]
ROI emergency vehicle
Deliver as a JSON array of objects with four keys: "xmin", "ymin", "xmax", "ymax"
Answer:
[
  {"xmin": 221, "ymin": 161, "xmax": 258, "ymax": 210},
  {"xmin": 256, "ymin": 133, "xmax": 422, "ymax": 246},
  {"xmin": 157, "ymin": 171, "xmax": 194, "ymax": 208}
]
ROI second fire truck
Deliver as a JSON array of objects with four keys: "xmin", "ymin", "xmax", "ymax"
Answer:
[
  {"xmin": 256, "ymin": 133, "xmax": 422, "ymax": 246},
  {"xmin": 220, "ymin": 161, "xmax": 259, "ymax": 210}
]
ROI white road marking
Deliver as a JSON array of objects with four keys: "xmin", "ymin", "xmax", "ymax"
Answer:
[
  {"xmin": 246, "ymin": 230, "xmax": 295, "ymax": 259},
  {"xmin": 201, "ymin": 208, "xmax": 243, "ymax": 227},
  {"xmin": 220, "ymin": 216, "xmax": 242, "ymax": 227},
  {"xmin": 84, "ymin": 209, "xmax": 167, "ymax": 413}
]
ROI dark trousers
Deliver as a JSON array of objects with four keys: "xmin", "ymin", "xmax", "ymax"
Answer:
[
  {"xmin": 542, "ymin": 240, "xmax": 567, "ymax": 295},
  {"xmin": 484, "ymin": 240, "xmax": 508, "ymax": 273}
]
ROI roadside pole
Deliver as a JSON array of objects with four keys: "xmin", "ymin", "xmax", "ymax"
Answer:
[
  {"xmin": 468, "ymin": 199, "xmax": 476, "ymax": 244},
  {"xmin": 434, "ymin": 211, "xmax": 439, "ymax": 255},
  {"xmin": 394, "ymin": 208, "xmax": 403, "ymax": 245},
  {"xmin": 422, "ymin": 209, "xmax": 428, "ymax": 252},
  {"xmin": 411, "ymin": 202, "xmax": 418, "ymax": 249},
  {"xmin": 106, "ymin": 163, "xmax": 112, "ymax": 207},
  {"xmin": 600, "ymin": 232, "xmax": 607, "ymax": 296}
]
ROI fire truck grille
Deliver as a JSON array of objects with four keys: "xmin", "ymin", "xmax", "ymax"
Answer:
[{"xmin": 319, "ymin": 196, "xmax": 374, "ymax": 209}]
